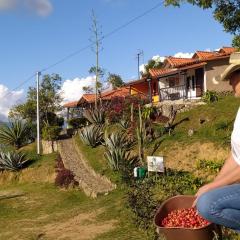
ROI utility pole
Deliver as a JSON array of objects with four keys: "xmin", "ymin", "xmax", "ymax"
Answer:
[
  {"xmin": 36, "ymin": 71, "xmax": 41, "ymax": 155},
  {"xmin": 136, "ymin": 50, "xmax": 144, "ymax": 79}
]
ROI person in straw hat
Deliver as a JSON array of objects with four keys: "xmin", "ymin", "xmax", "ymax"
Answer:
[{"xmin": 194, "ymin": 52, "xmax": 240, "ymax": 233}]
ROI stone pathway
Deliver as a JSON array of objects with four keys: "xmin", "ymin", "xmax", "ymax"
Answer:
[{"xmin": 58, "ymin": 138, "xmax": 116, "ymax": 198}]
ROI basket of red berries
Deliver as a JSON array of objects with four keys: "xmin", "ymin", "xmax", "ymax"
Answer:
[{"xmin": 154, "ymin": 195, "xmax": 221, "ymax": 240}]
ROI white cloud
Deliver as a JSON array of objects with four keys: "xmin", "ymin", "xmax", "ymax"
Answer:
[
  {"xmin": 0, "ymin": 84, "xmax": 24, "ymax": 122},
  {"xmin": 0, "ymin": 0, "xmax": 17, "ymax": 10},
  {"xmin": 174, "ymin": 52, "xmax": 194, "ymax": 58},
  {"xmin": 0, "ymin": 0, "xmax": 53, "ymax": 16},
  {"xmin": 204, "ymin": 48, "xmax": 211, "ymax": 52},
  {"xmin": 139, "ymin": 55, "xmax": 166, "ymax": 75},
  {"xmin": 139, "ymin": 64, "xmax": 147, "ymax": 75},
  {"xmin": 60, "ymin": 76, "xmax": 96, "ymax": 104},
  {"xmin": 24, "ymin": 0, "xmax": 52, "ymax": 16},
  {"xmin": 152, "ymin": 55, "xmax": 165, "ymax": 63}
]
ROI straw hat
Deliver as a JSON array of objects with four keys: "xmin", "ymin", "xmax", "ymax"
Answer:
[{"xmin": 221, "ymin": 52, "xmax": 240, "ymax": 81}]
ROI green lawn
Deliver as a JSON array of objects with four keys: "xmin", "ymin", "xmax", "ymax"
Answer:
[{"xmin": 0, "ymin": 144, "xmax": 149, "ymax": 240}]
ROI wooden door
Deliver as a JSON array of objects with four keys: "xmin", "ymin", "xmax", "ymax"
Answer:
[{"xmin": 195, "ymin": 68, "xmax": 204, "ymax": 97}]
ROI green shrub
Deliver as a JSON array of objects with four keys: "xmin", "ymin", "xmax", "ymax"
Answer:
[
  {"xmin": 68, "ymin": 117, "xmax": 87, "ymax": 129},
  {"xmin": 154, "ymin": 169, "xmax": 204, "ymax": 199},
  {"xmin": 196, "ymin": 159, "xmax": 224, "ymax": 173},
  {"xmin": 127, "ymin": 169, "xmax": 204, "ymax": 237},
  {"xmin": 127, "ymin": 178, "xmax": 158, "ymax": 238},
  {"xmin": 0, "ymin": 121, "xmax": 29, "ymax": 149},
  {"xmin": 42, "ymin": 125, "xmax": 61, "ymax": 141},
  {"xmin": 83, "ymin": 108, "xmax": 105, "ymax": 125},
  {"xmin": 202, "ymin": 90, "xmax": 219, "ymax": 103},
  {"xmin": 142, "ymin": 106, "xmax": 156, "ymax": 120},
  {"xmin": 0, "ymin": 151, "xmax": 29, "ymax": 171},
  {"xmin": 79, "ymin": 125, "xmax": 103, "ymax": 147}
]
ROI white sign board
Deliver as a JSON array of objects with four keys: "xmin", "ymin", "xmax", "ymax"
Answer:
[{"xmin": 147, "ymin": 156, "xmax": 164, "ymax": 173}]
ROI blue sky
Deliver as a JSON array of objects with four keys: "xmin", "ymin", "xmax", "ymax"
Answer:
[{"xmin": 0, "ymin": 0, "xmax": 233, "ymax": 120}]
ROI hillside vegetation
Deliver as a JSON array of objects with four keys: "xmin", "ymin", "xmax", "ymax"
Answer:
[{"xmin": 0, "ymin": 95, "xmax": 240, "ymax": 239}]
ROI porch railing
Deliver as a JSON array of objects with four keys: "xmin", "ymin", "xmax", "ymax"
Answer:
[{"xmin": 159, "ymin": 84, "xmax": 187, "ymax": 101}]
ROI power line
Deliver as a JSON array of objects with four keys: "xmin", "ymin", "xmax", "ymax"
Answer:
[
  {"xmin": 41, "ymin": 1, "xmax": 164, "ymax": 73},
  {"xmin": 3, "ymin": 1, "xmax": 164, "ymax": 98},
  {"xmin": 102, "ymin": 1, "xmax": 164, "ymax": 40},
  {"xmin": 1, "ymin": 73, "xmax": 35, "ymax": 100}
]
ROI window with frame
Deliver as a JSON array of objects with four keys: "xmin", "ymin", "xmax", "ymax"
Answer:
[{"xmin": 168, "ymin": 76, "xmax": 179, "ymax": 87}]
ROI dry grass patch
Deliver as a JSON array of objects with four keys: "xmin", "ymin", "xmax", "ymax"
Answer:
[{"xmin": 155, "ymin": 141, "xmax": 229, "ymax": 180}]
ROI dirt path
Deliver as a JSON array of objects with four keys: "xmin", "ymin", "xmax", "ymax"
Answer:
[{"xmin": 58, "ymin": 138, "xmax": 116, "ymax": 198}]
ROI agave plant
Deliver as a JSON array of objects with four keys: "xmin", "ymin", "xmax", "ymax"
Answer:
[
  {"xmin": 83, "ymin": 108, "xmax": 105, "ymax": 125},
  {"xmin": 104, "ymin": 131, "xmax": 134, "ymax": 151},
  {"xmin": 79, "ymin": 125, "xmax": 103, "ymax": 147},
  {"xmin": 0, "ymin": 151, "xmax": 29, "ymax": 171},
  {"xmin": 104, "ymin": 131, "xmax": 135, "ymax": 171},
  {"xmin": 119, "ymin": 119, "xmax": 130, "ymax": 130},
  {"xmin": 0, "ymin": 121, "xmax": 29, "ymax": 149}
]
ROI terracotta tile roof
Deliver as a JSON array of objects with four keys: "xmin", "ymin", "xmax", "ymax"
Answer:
[
  {"xmin": 125, "ymin": 77, "xmax": 147, "ymax": 86},
  {"xmin": 219, "ymin": 47, "xmax": 237, "ymax": 54},
  {"xmin": 81, "ymin": 94, "xmax": 96, "ymax": 103},
  {"xmin": 149, "ymin": 62, "xmax": 207, "ymax": 78},
  {"xmin": 63, "ymin": 101, "xmax": 79, "ymax": 108},
  {"xmin": 178, "ymin": 62, "xmax": 207, "ymax": 71},
  {"xmin": 193, "ymin": 51, "xmax": 219, "ymax": 60},
  {"xmin": 149, "ymin": 68, "xmax": 177, "ymax": 78},
  {"xmin": 101, "ymin": 87, "xmax": 131, "ymax": 100},
  {"xmin": 165, "ymin": 57, "xmax": 198, "ymax": 67}
]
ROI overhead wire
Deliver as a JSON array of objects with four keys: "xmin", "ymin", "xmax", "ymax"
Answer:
[
  {"xmin": 3, "ymin": 1, "xmax": 164, "ymax": 99},
  {"xmin": 40, "ymin": 1, "xmax": 164, "ymax": 73}
]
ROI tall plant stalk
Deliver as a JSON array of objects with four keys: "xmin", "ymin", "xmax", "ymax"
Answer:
[
  {"xmin": 136, "ymin": 105, "xmax": 145, "ymax": 165},
  {"xmin": 90, "ymin": 10, "xmax": 102, "ymax": 109}
]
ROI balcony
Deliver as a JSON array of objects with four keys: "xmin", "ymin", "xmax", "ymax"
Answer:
[{"xmin": 159, "ymin": 84, "xmax": 187, "ymax": 101}]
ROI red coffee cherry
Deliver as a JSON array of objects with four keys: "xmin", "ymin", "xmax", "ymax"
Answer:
[{"xmin": 161, "ymin": 208, "xmax": 210, "ymax": 228}]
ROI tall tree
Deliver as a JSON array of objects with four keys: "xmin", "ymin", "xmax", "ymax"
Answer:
[
  {"xmin": 141, "ymin": 58, "xmax": 164, "ymax": 77},
  {"xmin": 89, "ymin": 10, "xmax": 103, "ymax": 108},
  {"xmin": 9, "ymin": 74, "xmax": 63, "ymax": 127},
  {"xmin": 88, "ymin": 66, "xmax": 104, "ymax": 91},
  {"xmin": 165, "ymin": 0, "xmax": 240, "ymax": 48},
  {"xmin": 82, "ymin": 86, "xmax": 94, "ymax": 94},
  {"xmin": 107, "ymin": 73, "xmax": 124, "ymax": 89}
]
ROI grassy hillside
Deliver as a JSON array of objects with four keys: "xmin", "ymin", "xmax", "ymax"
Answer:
[{"xmin": 1, "ymin": 95, "xmax": 240, "ymax": 240}]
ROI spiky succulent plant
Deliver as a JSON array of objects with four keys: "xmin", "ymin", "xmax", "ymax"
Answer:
[
  {"xmin": 103, "ymin": 131, "xmax": 135, "ymax": 171},
  {"xmin": 83, "ymin": 108, "xmax": 105, "ymax": 125},
  {"xmin": 0, "ymin": 121, "xmax": 29, "ymax": 149},
  {"xmin": 0, "ymin": 151, "xmax": 29, "ymax": 171},
  {"xmin": 79, "ymin": 125, "xmax": 103, "ymax": 147}
]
